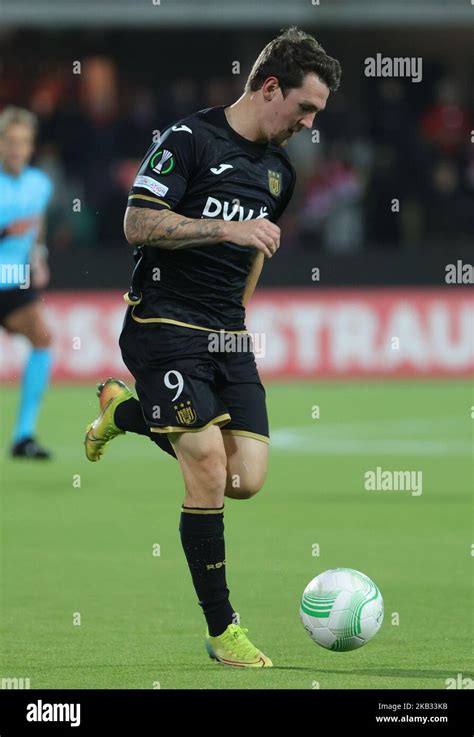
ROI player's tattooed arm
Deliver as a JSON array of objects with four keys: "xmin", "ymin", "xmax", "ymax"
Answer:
[
  {"xmin": 124, "ymin": 206, "xmax": 281, "ymax": 257},
  {"xmin": 124, "ymin": 206, "xmax": 227, "ymax": 249}
]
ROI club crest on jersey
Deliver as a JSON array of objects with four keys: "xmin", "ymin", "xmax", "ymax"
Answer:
[
  {"xmin": 174, "ymin": 400, "xmax": 197, "ymax": 426},
  {"xmin": 268, "ymin": 170, "xmax": 281, "ymax": 197},
  {"xmin": 150, "ymin": 149, "xmax": 175, "ymax": 175}
]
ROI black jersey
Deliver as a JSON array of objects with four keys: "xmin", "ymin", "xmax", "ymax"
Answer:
[{"xmin": 126, "ymin": 105, "xmax": 296, "ymax": 332}]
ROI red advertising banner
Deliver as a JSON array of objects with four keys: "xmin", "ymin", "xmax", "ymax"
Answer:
[{"xmin": 0, "ymin": 289, "xmax": 472, "ymax": 381}]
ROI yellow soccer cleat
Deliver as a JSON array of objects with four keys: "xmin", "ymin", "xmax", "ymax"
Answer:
[
  {"xmin": 84, "ymin": 378, "xmax": 132, "ymax": 462},
  {"xmin": 205, "ymin": 623, "xmax": 273, "ymax": 668}
]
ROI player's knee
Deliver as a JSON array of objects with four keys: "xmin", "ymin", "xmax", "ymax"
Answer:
[
  {"xmin": 22, "ymin": 317, "xmax": 51, "ymax": 348},
  {"xmin": 226, "ymin": 472, "xmax": 266, "ymax": 500},
  {"xmin": 31, "ymin": 330, "xmax": 51, "ymax": 349},
  {"xmin": 202, "ymin": 457, "xmax": 227, "ymax": 493},
  {"xmin": 190, "ymin": 447, "xmax": 228, "ymax": 495},
  {"xmin": 237, "ymin": 486, "xmax": 260, "ymax": 500}
]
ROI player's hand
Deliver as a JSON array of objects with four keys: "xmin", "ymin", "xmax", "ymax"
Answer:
[{"xmin": 224, "ymin": 219, "xmax": 281, "ymax": 258}]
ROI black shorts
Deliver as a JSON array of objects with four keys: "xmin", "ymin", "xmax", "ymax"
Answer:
[
  {"xmin": 119, "ymin": 308, "xmax": 269, "ymax": 443},
  {"xmin": 0, "ymin": 287, "xmax": 39, "ymax": 326}
]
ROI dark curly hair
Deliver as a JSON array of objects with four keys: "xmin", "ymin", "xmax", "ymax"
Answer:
[{"xmin": 245, "ymin": 27, "xmax": 341, "ymax": 96}]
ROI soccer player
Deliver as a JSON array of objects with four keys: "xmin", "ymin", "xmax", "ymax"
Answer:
[
  {"xmin": 0, "ymin": 106, "xmax": 54, "ymax": 459},
  {"xmin": 85, "ymin": 28, "xmax": 341, "ymax": 666}
]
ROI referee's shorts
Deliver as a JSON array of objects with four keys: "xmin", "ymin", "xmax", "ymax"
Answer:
[{"xmin": 0, "ymin": 287, "xmax": 39, "ymax": 327}]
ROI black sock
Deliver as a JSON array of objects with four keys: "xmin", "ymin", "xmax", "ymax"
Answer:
[
  {"xmin": 179, "ymin": 505, "xmax": 235, "ymax": 637},
  {"xmin": 114, "ymin": 397, "xmax": 176, "ymax": 459},
  {"xmin": 115, "ymin": 397, "xmax": 149, "ymax": 435}
]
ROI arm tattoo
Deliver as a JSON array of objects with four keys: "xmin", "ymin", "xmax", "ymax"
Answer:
[{"xmin": 125, "ymin": 206, "xmax": 226, "ymax": 249}]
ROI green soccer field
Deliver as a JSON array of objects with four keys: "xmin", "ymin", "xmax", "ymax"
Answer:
[{"xmin": 0, "ymin": 380, "xmax": 472, "ymax": 689}]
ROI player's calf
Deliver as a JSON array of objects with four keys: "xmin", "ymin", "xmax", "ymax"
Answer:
[
  {"xmin": 5, "ymin": 301, "xmax": 53, "ymax": 459},
  {"xmin": 170, "ymin": 426, "xmax": 227, "ymax": 508},
  {"xmin": 171, "ymin": 426, "xmax": 237, "ymax": 640},
  {"xmin": 222, "ymin": 433, "xmax": 268, "ymax": 500},
  {"xmin": 224, "ymin": 478, "xmax": 264, "ymax": 500}
]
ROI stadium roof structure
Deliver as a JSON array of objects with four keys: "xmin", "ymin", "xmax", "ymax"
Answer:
[{"xmin": 1, "ymin": 0, "xmax": 473, "ymax": 27}]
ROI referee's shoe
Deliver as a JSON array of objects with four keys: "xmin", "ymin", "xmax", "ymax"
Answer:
[{"xmin": 11, "ymin": 436, "xmax": 51, "ymax": 460}]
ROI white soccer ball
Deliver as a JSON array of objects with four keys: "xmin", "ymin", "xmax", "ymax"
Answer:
[{"xmin": 300, "ymin": 568, "xmax": 384, "ymax": 651}]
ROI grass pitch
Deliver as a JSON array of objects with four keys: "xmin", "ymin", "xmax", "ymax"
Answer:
[{"xmin": 0, "ymin": 380, "xmax": 472, "ymax": 689}]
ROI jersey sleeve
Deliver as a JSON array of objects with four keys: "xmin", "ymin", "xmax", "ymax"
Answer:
[{"xmin": 127, "ymin": 124, "xmax": 197, "ymax": 212}]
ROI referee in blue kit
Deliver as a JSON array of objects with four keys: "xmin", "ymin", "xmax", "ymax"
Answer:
[{"xmin": 0, "ymin": 106, "xmax": 54, "ymax": 459}]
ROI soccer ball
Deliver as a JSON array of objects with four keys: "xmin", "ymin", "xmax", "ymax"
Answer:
[{"xmin": 300, "ymin": 567, "xmax": 384, "ymax": 651}]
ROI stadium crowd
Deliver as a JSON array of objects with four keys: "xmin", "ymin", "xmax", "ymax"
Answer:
[{"xmin": 1, "ymin": 34, "xmax": 472, "ymax": 257}]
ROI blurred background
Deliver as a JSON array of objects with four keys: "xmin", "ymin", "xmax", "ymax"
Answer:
[
  {"xmin": 1, "ymin": 0, "xmax": 473, "ymax": 382},
  {"xmin": 0, "ymin": 0, "xmax": 473, "ymax": 292}
]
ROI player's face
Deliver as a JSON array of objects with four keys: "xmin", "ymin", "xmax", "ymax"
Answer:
[
  {"xmin": 0, "ymin": 122, "xmax": 35, "ymax": 175},
  {"xmin": 265, "ymin": 73, "xmax": 330, "ymax": 147}
]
